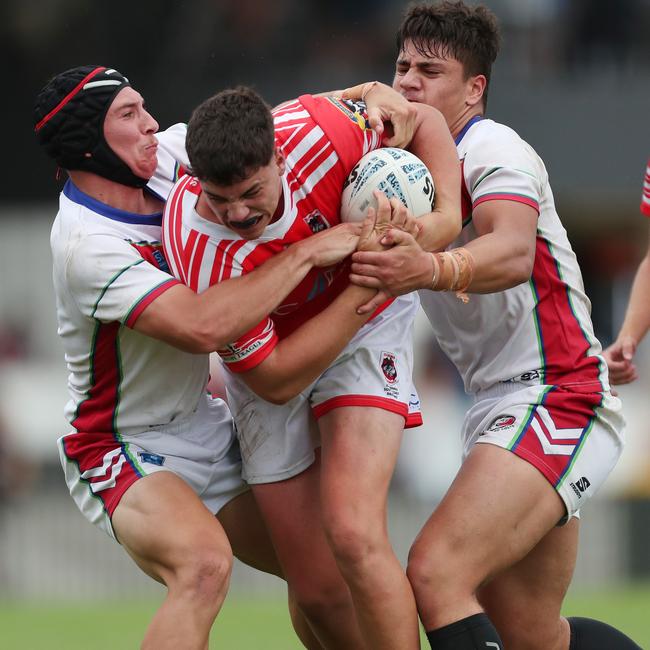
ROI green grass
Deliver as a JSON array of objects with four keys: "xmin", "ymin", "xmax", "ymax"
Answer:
[{"xmin": 1, "ymin": 583, "xmax": 648, "ymax": 649}]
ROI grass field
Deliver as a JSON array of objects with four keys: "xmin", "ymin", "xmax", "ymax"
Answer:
[{"xmin": 1, "ymin": 583, "xmax": 648, "ymax": 649}]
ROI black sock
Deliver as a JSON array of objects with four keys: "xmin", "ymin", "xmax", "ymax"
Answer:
[
  {"xmin": 569, "ymin": 616, "xmax": 642, "ymax": 649},
  {"xmin": 426, "ymin": 613, "xmax": 503, "ymax": 650}
]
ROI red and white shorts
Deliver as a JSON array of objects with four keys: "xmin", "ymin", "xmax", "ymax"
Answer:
[
  {"xmin": 58, "ymin": 393, "xmax": 247, "ymax": 540},
  {"xmin": 464, "ymin": 382, "xmax": 625, "ymax": 518},
  {"xmin": 226, "ymin": 294, "xmax": 422, "ymax": 484}
]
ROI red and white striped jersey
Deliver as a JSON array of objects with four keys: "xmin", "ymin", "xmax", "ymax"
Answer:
[
  {"xmin": 418, "ymin": 117, "xmax": 608, "ymax": 395},
  {"xmin": 641, "ymin": 159, "xmax": 650, "ymax": 217},
  {"xmin": 163, "ymin": 95, "xmax": 381, "ymax": 372},
  {"xmin": 51, "ymin": 125, "xmax": 207, "ymax": 437}
]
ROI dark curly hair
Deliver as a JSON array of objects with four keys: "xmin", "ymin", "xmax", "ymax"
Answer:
[
  {"xmin": 396, "ymin": 2, "xmax": 501, "ymax": 108},
  {"xmin": 186, "ymin": 86, "xmax": 274, "ymax": 185}
]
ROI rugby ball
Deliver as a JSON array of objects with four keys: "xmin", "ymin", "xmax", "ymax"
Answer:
[{"xmin": 340, "ymin": 148, "xmax": 435, "ymax": 223}]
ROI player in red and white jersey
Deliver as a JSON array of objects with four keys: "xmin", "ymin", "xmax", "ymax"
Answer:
[
  {"xmin": 37, "ymin": 65, "xmax": 421, "ymax": 650},
  {"xmin": 604, "ymin": 158, "xmax": 650, "ymax": 384},
  {"xmin": 164, "ymin": 86, "xmax": 462, "ymax": 649},
  {"xmin": 350, "ymin": 4, "xmax": 640, "ymax": 650}
]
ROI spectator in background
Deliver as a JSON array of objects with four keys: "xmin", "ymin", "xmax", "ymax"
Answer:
[{"xmin": 604, "ymin": 160, "xmax": 650, "ymax": 384}]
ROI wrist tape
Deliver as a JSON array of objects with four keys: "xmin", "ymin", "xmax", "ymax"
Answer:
[{"xmin": 430, "ymin": 248, "xmax": 476, "ymax": 303}]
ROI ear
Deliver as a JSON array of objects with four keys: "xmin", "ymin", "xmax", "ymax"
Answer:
[
  {"xmin": 274, "ymin": 148, "xmax": 285, "ymax": 174},
  {"xmin": 466, "ymin": 75, "xmax": 487, "ymax": 108}
]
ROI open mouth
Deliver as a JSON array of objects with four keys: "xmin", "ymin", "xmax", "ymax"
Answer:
[{"xmin": 230, "ymin": 215, "xmax": 262, "ymax": 230}]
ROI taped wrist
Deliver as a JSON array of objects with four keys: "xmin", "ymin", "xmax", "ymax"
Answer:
[
  {"xmin": 341, "ymin": 81, "xmax": 377, "ymax": 102},
  {"xmin": 430, "ymin": 248, "xmax": 475, "ymax": 302}
]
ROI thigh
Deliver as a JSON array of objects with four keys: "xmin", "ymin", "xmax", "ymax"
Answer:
[
  {"xmin": 319, "ymin": 406, "xmax": 404, "ymax": 522},
  {"xmin": 479, "ymin": 516, "xmax": 578, "ymax": 620},
  {"xmin": 478, "ymin": 517, "xmax": 578, "ymax": 647},
  {"xmin": 250, "ymin": 455, "xmax": 340, "ymax": 589},
  {"xmin": 415, "ymin": 442, "xmax": 567, "ymax": 583},
  {"xmin": 217, "ymin": 490, "xmax": 282, "ymax": 577},
  {"xmin": 112, "ymin": 471, "xmax": 231, "ymax": 584}
]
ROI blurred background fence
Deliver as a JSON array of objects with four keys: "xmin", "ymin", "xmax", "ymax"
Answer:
[{"xmin": 1, "ymin": 0, "xmax": 650, "ymax": 605}]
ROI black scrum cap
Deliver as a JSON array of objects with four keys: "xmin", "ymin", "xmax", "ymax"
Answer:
[{"xmin": 34, "ymin": 65, "xmax": 148, "ymax": 187}]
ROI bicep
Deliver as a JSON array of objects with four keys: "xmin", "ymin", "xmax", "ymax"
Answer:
[
  {"xmin": 132, "ymin": 283, "xmax": 202, "ymax": 350},
  {"xmin": 472, "ymin": 199, "xmax": 538, "ymax": 245}
]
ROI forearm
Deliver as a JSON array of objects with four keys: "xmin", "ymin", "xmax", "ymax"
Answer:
[
  {"xmin": 194, "ymin": 243, "xmax": 315, "ymax": 347},
  {"xmin": 243, "ymin": 285, "xmax": 375, "ymax": 403},
  {"xmin": 407, "ymin": 104, "xmax": 462, "ymax": 251},
  {"xmin": 460, "ymin": 232, "xmax": 533, "ymax": 293},
  {"xmin": 136, "ymin": 242, "xmax": 316, "ymax": 353},
  {"xmin": 617, "ymin": 253, "xmax": 650, "ymax": 345}
]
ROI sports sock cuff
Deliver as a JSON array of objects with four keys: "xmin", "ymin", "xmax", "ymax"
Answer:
[
  {"xmin": 426, "ymin": 613, "xmax": 503, "ymax": 649},
  {"xmin": 568, "ymin": 616, "xmax": 642, "ymax": 650}
]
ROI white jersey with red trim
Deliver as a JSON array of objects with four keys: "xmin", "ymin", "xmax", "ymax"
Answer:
[
  {"xmin": 418, "ymin": 117, "xmax": 608, "ymax": 395},
  {"xmin": 163, "ymin": 95, "xmax": 382, "ymax": 372},
  {"xmin": 641, "ymin": 159, "xmax": 650, "ymax": 217},
  {"xmin": 51, "ymin": 130, "xmax": 209, "ymax": 437}
]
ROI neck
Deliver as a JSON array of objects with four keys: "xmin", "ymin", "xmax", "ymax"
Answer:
[
  {"xmin": 67, "ymin": 170, "xmax": 160, "ymax": 214},
  {"xmin": 448, "ymin": 106, "xmax": 484, "ymax": 140}
]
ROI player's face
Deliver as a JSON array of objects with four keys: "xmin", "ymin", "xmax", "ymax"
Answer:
[
  {"xmin": 393, "ymin": 40, "xmax": 478, "ymax": 135},
  {"xmin": 103, "ymin": 87, "xmax": 160, "ymax": 180},
  {"xmin": 200, "ymin": 151, "xmax": 285, "ymax": 240}
]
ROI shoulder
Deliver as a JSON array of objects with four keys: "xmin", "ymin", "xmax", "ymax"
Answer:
[{"xmin": 462, "ymin": 119, "xmax": 542, "ymax": 173}]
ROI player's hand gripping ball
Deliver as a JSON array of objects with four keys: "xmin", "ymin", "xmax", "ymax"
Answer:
[{"xmin": 340, "ymin": 148, "xmax": 435, "ymax": 223}]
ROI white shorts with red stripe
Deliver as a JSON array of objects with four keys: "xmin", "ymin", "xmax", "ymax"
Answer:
[
  {"xmin": 58, "ymin": 393, "xmax": 247, "ymax": 540},
  {"xmin": 226, "ymin": 294, "xmax": 422, "ymax": 484},
  {"xmin": 463, "ymin": 381, "xmax": 625, "ymax": 518}
]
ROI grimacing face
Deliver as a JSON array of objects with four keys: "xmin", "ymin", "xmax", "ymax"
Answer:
[
  {"xmin": 393, "ymin": 39, "xmax": 479, "ymax": 134},
  {"xmin": 103, "ymin": 87, "xmax": 159, "ymax": 180},
  {"xmin": 199, "ymin": 150, "xmax": 285, "ymax": 240}
]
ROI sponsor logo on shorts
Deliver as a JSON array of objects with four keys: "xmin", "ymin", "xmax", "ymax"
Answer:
[
  {"xmin": 569, "ymin": 476, "xmax": 591, "ymax": 499},
  {"xmin": 381, "ymin": 352, "xmax": 398, "ymax": 384},
  {"xmin": 303, "ymin": 210, "xmax": 330, "ymax": 233},
  {"xmin": 503, "ymin": 369, "xmax": 541, "ymax": 383},
  {"xmin": 486, "ymin": 414, "xmax": 517, "ymax": 433},
  {"xmin": 139, "ymin": 452, "xmax": 165, "ymax": 466}
]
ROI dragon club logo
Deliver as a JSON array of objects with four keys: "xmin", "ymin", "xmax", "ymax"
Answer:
[{"xmin": 381, "ymin": 352, "xmax": 398, "ymax": 384}]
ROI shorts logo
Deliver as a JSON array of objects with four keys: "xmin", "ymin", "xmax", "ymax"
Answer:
[
  {"xmin": 569, "ymin": 476, "xmax": 591, "ymax": 499},
  {"xmin": 304, "ymin": 210, "xmax": 330, "ymax": 233},
  {"xmin": 138, "ymin": 452, "xmax": 165, "ymax": 466},
  {"xmin": 381, "ymin": 352, "xmax": 398, "ymax": 384},
  {"xmin": 486, "ymin": 414, "xmax": 517, "ymax": 432}
]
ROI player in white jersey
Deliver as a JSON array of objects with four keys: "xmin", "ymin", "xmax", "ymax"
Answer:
[
  {"xmin": 35, "ymin": 65, "xmax": 421, "ymax": 650},
  {"xmin": 165, "ymin": 86, "xmax": 462, "ymax": 649},
  {"xmin": 604, "ymin": 159, "xmax": 650, "ymax": 384},
  {"xmin": 349, "ymin": 4, "xmax": 640, "ymax": 649}
]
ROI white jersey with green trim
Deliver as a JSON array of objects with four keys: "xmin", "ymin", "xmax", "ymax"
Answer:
[
  {"xmin": 418, "ymin": 117, "xmax": 608, "ymax": 395},
  {"xmin": 50, "ymin": 124, "xmax": 212, "ymax": 438}
]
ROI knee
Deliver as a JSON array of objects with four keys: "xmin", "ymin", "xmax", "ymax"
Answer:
[
  {"xmin": 173, "ymin": 543, "xmax": 233, "ymax": 604},
  {"xmin": 406, "ymin": 533, "xmax": 470, "ymax": 600},
  {"xmin": 290, "ymin": 578, "xmax": 354, "ymax": 627},
  {"xmin": 323, "ymin": 514, "xmax": 383, "ymax": 570}
]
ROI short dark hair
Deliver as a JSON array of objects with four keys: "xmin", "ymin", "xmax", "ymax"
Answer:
[
  {"xmin": 186, "ymin": 86, "xmax": 275, "ymax": 185},
  {"xmin": 396, "ymin": 1, "xmax": 500, "ymax": 108}
]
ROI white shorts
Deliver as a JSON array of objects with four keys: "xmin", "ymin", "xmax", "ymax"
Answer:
[
  {"xmin": 226, "ymin": 294, "xmax": 422, "ymax": 484},
  {"xmin": 58, "ymin": 393, "xmax": 248, "ymax": 540},
  {"xmin": 463, "ymin": 382, "xmax": 625, "ymax": 518}
]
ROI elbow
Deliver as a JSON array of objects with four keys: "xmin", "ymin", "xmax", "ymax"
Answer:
[
  {"xmin": 250, "ymin": 380, "xmax": 299, "ymax": 405},
  {"xmin": 178, "ymin": 317, "xmax": 231, "ymax": 354},
  {"xmin": 257, "ymin": 386, "xmax": 294, "ymax": 406},
  {"xmin": 508, "ymin": 251, "xmax": 535, "ymax": 287}
]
